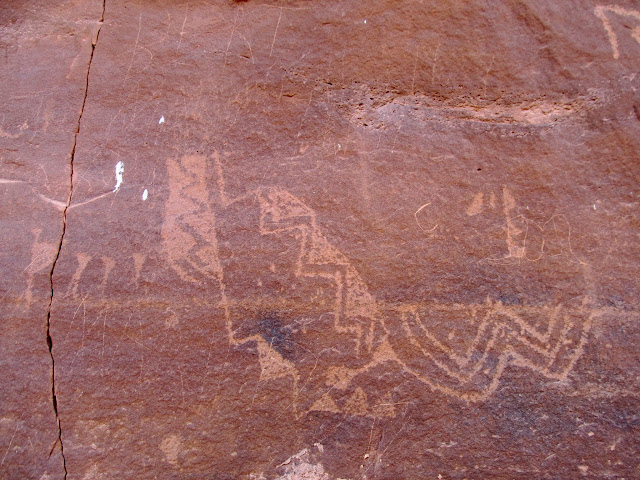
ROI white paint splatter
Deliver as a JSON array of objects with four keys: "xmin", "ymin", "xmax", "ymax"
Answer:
[
  {"xmin": 364, "ymin": 19, "xmax": 367, "ymax": 24},
  {"xmin": 593, "ymin": 204, "xmax": 597, "ymax": 210},
  {"xmin": 142, "ymin": 189, "xmax": 148, "ymax": 201},
  {"xmin": 159, "ymin": 116, "xmax": 165, "ymax": 124},
  {"xmin": 113, "ymin": 161, "xmax": 124, "ymax": 192}
]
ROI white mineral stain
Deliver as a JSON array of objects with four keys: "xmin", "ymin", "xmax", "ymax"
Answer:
[
  {"xmin": 113, "ymin": 161, "xmax": 124, "ymax": 192},
  {"xmin": 159, "ymin": 115, "xmax": 165, "ymax": 124},
  {"xmin": 142, "ymin": 188, "xmax": 148, "ymax": 201}
]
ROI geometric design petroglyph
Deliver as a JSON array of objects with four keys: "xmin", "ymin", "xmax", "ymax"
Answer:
[
  {"xmin": 384, "ymin": 299, "xmax": 594, "ymax": 402},
  {"xmin": 163, "ymin": 153, "xmax": 597, "ymax": 417}
]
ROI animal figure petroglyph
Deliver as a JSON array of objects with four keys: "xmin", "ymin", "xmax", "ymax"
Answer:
[{"xmin": 163, "ymin": 153, "xmax": 596, "ymax": 417}]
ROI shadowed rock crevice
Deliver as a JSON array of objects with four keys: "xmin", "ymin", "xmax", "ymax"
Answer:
[{"xmin": 44, "ymin": 1, "xmax": 106, "ymax": 478}]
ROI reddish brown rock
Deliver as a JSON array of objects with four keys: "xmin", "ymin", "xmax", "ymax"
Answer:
[
  {"xmin": 0, "ymin": 1, "xmax": 104, "ymax": 478},
  {"xmin": 3, "ymin": 0, "xmax": 640, "ymax": 478}
]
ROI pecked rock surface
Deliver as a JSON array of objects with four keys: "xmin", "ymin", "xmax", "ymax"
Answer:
[{"xmin": 2, "ymin": 0, "xmax": 640, "ymax": 478}]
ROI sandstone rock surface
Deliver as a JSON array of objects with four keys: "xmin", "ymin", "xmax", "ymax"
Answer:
[
  {"xmin": 2, "ymin": 0, "xmax": 640, "ymax": 478},
  {"xmin": 1, "ymin": 1, "xmax": 103, "ymax": 478}
]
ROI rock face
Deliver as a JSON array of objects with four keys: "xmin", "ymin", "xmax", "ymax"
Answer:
[
  {"xmin": 2, "ymin": 0, "xmax": 640, "ymax": 478},
  {"xmin": 0, "ymin": 1, "xmax": 103, "ymax": 478}
]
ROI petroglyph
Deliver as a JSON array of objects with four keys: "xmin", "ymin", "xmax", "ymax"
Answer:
[
  {"xmin": 162, "ymin": 154, "xmax": 224, "ymax": 285},
  {"xmin": 69, "ymin": 253, "xmax": 91, "ymax": 300},
  {"xmin": 256, "ymin": 186, "xmax": 378, "ymax": 353},
  {"xmin": 24, "ymin": 228, "xmax": 58, "ymax": 304},
  {"xmin": 384, "ymin": 298, "xmax": 594, "ymax": 402},
  {"xmin": 163, "ymin": 153, "xmax": 597, "ymax": 415},
  {"xmin": 502, "ymin": 186, "xmax": 525, "ymax": 259},
  {"xmin": 594, "ymin": 5, "xmax": 640, "ymax": 59},
  {"xmin": 159, "ymin": 434, "xmax": 181, "ymax": 466},
  {"xmin": 255, "ymin": 338, "xmax": 300, "ymax": 415},
  {"xmin": 466, "ymin": 192, "xmax": 484, "ymax": 216},
  {"xmin": 453, "ymin": 186, "xmax": 582, "ymax": 265}
]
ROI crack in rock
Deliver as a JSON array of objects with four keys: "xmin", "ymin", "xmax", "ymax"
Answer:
[{"xmin": 45, "ymin": 2, "xmax": 106, "ymax": 478}]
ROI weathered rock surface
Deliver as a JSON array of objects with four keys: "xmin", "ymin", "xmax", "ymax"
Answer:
[
  {"xmin": 2, "ymin": 0, "xmax": 640, "ymax": 478},
  {"xmin": 0, "ymin": 1, "xmax": 103, "ymax": 478}
]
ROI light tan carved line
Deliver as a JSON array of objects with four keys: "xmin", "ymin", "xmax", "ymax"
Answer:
[
  {"xmin": 248, "ymin": 181, "xmax": 592, "ymax": 401},
  {"xmin": 401, "ymin": 310, "xmax": 510, "ymax": 389},
  {"xmin": 523, "ymin": 300, "xmax": 595, "ymax": 380},
  {"xmin": 166, "ymin": 154, "xmax": 595, "ymax": 404},
  {"xmin": 485, "ymin": 188, "xmax": 581, "ymax": 265},
  {"xmin": 405, "ymin": 302, "xmax": 564, "ymax": 371},
  {"xmin": 398, "ymin": 305, "xmax": 593, "ymax": 400},
  {"xmin": 248, "ymin": 181, "xmax": 582, "ymax": 400},
  {"xmin": 212, "ymin": 151, "xmax": 230, "ymax": 206},
  {"xmin": 413, "ymin": 305, "xmax": 583, "ymax": 378},
  {"xmin": 69, "ymin": 253, "xmax": 91, "ymax": 300},
  {"xmin": 502, "ymin": 186, "xmax": 525, "ymax": 259},
  {"xmin": 212, "ymin": 152, "xmax": 368, "ymax": 352},
  {"xmin": 594, "ymin": 5, "xmax": 640, "ymax": 59},
  {"xmin": 164, "ymin": 155, "xmax": 232, "ymax": 340},
  {"xmin": 199, "ymin": 156, "xmax": 307, "ymax": 415},
  {"xmin": 24, "ymin": 228, "xmax": 58, "ymax": 304},
  {"xmin": 256, "ymin": 187, "xmax": 367, "ymax": 353}
]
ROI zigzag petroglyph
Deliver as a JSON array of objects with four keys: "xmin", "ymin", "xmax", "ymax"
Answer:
[{"xmin": 163, "ymin": 153, "xmax": 596, "ymax": 415}]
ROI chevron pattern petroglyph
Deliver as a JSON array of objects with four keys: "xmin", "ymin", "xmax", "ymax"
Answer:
[{"xmin": 163, "ymin": 154, "xmax": 597, "ymax": 416}]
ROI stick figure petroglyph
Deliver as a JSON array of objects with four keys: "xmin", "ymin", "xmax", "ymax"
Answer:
[{"xmin": 163, "ymin": 153, "xmax": 597, "ymax": 417}]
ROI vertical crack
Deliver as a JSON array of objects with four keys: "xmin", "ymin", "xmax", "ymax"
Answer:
[{"xmin": 46, "ymin": 2, "xmax": 106, "ymax": 478}]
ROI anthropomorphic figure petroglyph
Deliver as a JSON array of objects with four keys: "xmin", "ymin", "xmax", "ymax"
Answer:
[{"xmin": 163, "ymin": 153, "xmax": 596, "ymax": 417}]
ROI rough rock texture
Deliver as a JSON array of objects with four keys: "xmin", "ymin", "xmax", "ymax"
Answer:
[
  {"xmin": 2, "ymin": 0, "xmax": 640, "ymax": 478},
  {"xmin": 0, "ymin": 1, "xmax": 103, "ymax": 478}
]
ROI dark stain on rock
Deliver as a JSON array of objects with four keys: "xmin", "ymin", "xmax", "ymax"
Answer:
[
  {"xmin": 498, "ymin": 293, "xmax": 523, "ymax": 306},
  {"xmin": 257, "ymin": 312, "xmax": 296, "ymax": 360}
]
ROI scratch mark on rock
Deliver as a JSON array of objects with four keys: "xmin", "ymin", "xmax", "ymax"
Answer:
[
  {"xmin": 414, "ymin": 202, "xmax": 437, "ymax": 233},
  {"xmin": 269, "ymin": 8, "xmax": 283, "ymax": 58}
]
